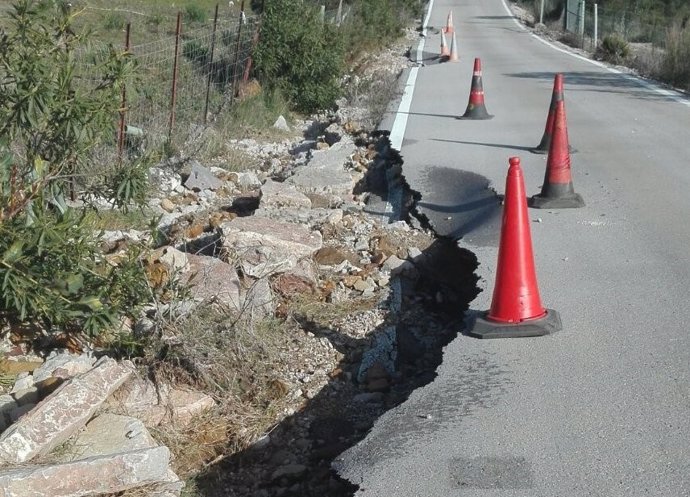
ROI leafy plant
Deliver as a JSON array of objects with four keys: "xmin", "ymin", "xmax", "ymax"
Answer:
[
  {"xmin": 254, "ymin": 0, "xmax": 344, "ymax": 112},
  {"xmin": 599, "ymin": 33, "xmax": 630, "ymax": 62},
  {"xmin": 184, "ymin": 4, "xmax": 208, "ymax": 23}
]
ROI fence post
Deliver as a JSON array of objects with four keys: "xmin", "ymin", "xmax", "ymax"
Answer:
[
  {"xmin": 539, "ymin": 0, "xmax": 545, "ymax": 25},
  {"xmin": 117, "ymin": 23, "xmax": 131, "ymax": 163},
  {"xmin": 578, "ymin": 0, "xmax": 586, "ymax": 48},
  {"xmin": 242, "ymin": 0, "xmax": 264, "ymax": 84},
  {"xmin": 203, "ymin": 4, "xmax": 220, "ymax": 124},
  {"xmin": 336, "ymin": 0, "xmax": 343, "ymax": 25},
  {"xmin": 231, "ymin": 0, "xmax": 246, "ymax": 103},
  {"xmin": 168, "ymin": 12, "xmax": 182, "ymax": 141},
  {"xmin": 593, "ymin": 3, "xmax": 598, "ymax": 51}
]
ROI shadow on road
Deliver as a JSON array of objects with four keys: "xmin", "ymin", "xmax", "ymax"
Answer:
[
  {"xmin": 431, "ymin": 138, "xmax": 536, "ymax": 152},
  {"xmin": 506, "ymin": 70, "xmax": 687, "ymax": 102}
]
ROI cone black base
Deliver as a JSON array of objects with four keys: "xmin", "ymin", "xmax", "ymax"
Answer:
[
  {"xmin": 466, "ymin": 309, "xmax": 562, "ymax": 339},
  {"xmin": 530, "ymin": 192, "xmax": 585, "ymax": 209},
  {"xmin": 459, "ymin": 107, "xmax": 493, "ymax": 120},
  {"xmin": 531, "ymin": 144, "xmax": 577, "ymax": 155}
]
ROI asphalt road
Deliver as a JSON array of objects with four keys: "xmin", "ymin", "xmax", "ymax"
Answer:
[{"xmin": 334, "ymin": 0, "xmax": 690, "ymax": 495}]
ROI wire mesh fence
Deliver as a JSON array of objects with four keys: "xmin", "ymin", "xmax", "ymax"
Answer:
[
  {"xmin": 564, "ymin": 0, "xmax": 673, "ymax": 52},
  {"xmin": 74, "ymin": 6, "xmax": 260, "ymax": 165}
]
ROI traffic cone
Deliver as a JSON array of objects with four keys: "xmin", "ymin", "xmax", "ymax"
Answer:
[
  {"xmin": 530, "ymin": 98, "xmax": 585, "ymax": 209},
  {"xmin": 440, "ymin": 30, "xmax": 450, "ymax": 60},
  {"xmin": 459, "ymin": 58, "xmax": 492, "ymax": 119},
  {"xmin": 448, "ymin": 31, "xmax": 459, "ymax": 62},
  {"xmin": 467, "ymin": 157, "xmax": 562, "ymax": 339},
  {"xmin": 532, "ymin": 74, "xmax": 575, "ymax": 154},
  {"xmin": 443, "ymin": 11, "xmax": 454, "ymax": 34}
]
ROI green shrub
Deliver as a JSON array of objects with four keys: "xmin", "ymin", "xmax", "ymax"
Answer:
[
  {"xmin": 0, "ymin": 0, "xmax": 151, "ymax": 339},
  {"xmin": 103, "ymin": 11, "xmax": 126, "ymax": 30},
  {"xmin": 184, "ymin": 4, "xmax": 208, "ymax": 23},
  {"xmin": 599, "ymin": 33, "xmax": 630, "ymax": 63},
  {"xmin": 183, "ymin": 40, "xmax": 210, "ymax": 65},
  {"xmin": 254, "ymin": 0, "xmax": 344, "ymax": 112}
]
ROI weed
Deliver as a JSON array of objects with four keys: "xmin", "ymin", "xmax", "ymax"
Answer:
[
  {"xmin": 599, "ymin": 33, "xmax": 631, "ymax": 63},
  {"xmin": 102, "ymin": 11, "xmax": 126, "ymax": 31},
  {"xmin": 184, "ymin": 4, "xmax": 208, "ymax": 24},
  {"xmin": 660, "ymin": 23, "xmax": 690, "ymax": 89}
]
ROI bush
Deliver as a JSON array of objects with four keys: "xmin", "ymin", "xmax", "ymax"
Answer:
[
  {"xmin": 599, "ymin": 33, "xmax": 630, "ymax": 63},
  {"xmin": 660, "ymin": 23, "xmax": 690, "ymax": 90},
  {"xmin": 254, "ymin": 0, "xmax": 344, "ymax": 112},
  {"xmin": 183, "ymin": 40, "xmax": 210, "ymax": 65},
  {"xmin": 184, "ymin": 4, "xmax": 208, "ymax": 23},
  {"xmin": 0, "ymin": 0, "xmax": 151, "ymax": 340}
]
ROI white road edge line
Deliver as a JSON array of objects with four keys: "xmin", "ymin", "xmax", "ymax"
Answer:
[
  {"xmin": 382, "ymin": 0, "xmax": 435, "ymax": 223},
  {"xmin": 499, "ymin": 0, "xmax": 690, "ymax": 108}
]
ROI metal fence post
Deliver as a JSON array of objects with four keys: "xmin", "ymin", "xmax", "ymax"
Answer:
[
  {"xmin": 578, "ymin": 0, "xmax": 586, "ymax": 48},
  {"xmin": 231, "ymin": 0, "xmax": 246, "ymax": 103},
  {"xmin": 593, "ymin": 3, "xmax": 598, "ymax": 50},
  {"xmin": 117, "ymin": 23, "xmax": 131, "ymax": 163},
  {"xmin": 168, "ymin": 12, "xmax": 182, "ymax": 140},
  {"xmin": 203, "ymin": 4, "xmax": 220, "ymax": 124},
  {"xmin": 539, "ymin": 0, "xmax": 545, "ymax": 25}
]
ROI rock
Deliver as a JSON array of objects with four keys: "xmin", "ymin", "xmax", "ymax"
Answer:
[
  {"xmin": 220, "ymin": 217, "xmax": 322, "ymax": 278},
  {"xmin": 0, "ymin": 357, "xmax": 134, "ymax": 464},
  {"xmin": 151, "ymin": 246, "xmax": 189, "ymax": 274},
  {"xmin": 237, "ymin": 172, "xmax": 262, "ymax": 191},
  {"xmin": 149, "ymin": 167, "xmax": 182, "ymax": 194},
  {"xmin": 353, "ymin": 278, "xmax": 375, "ymax": 293},
  {"xmin": 313, "ymin": 246, "xmax": 358, "ymax": 266},
  {"xmin": 107, "ymin": 378, "xmax": 214, "ymax": 429},
  {"xmin": 323, "ymin": 123, "xmax": 343, "ymax": 146},
  {"xmin": 382, "ymin": 254, "xmax": 405, "ymax": 273},
  {"xmin": 160, "ymin": 198, "xmax": 176, "ymax": 213},
  {"xmin": 60, "ymin": 413, "xmax": 157, "ymax": 461},
  {"xmin": 353, "ymin": 392, "xmax": 384, "ymax": 403},
  {"xmin": 273, "ymin": 115, "xmax": 290, "ymax": 131},
  {"xmin": 184, "ymin": 161, "xmax": 224, "ymax": 192},
  {"xmin": 242, "ymin": 277, "xmax": 276, "ymax": 320},
  {"xmin": 107, "ymin": 377, "xmax": 166, "ymax": 427},
  {"xmin": 32, "ymin": 351, "xmax": 96, "ymax": 385},
  {"xmin": 10, "ymin": 387, "xmax": 38, "ymax": 407},
  {"xmin": 271, "ymin": 464, "xmax": 308, "ymax": 482},
  {"xmin": 367, "ymin": 378, "xmax": 390, "ymax": 392},
  {"xmin": 272, "ymin": 273, "xmax": 315, "ymax": 298},
  {"xmin": 182, "ymin": 254, "xmax": 241, "ymax": 310},
  {"xmin": 9, "ymin": 373, "xmax": 34, "ymax": 395},
  {"xmin": 164, "ymin": 388, "xmax": 215, "ymax": 427},
  {"xmin": 9, "ymin": 404, "xmax": 35, "ymax": 422},
  {"xmin": 260, "ymin": 179, "xmax": 312, "ymax": 210},
  {"xmin": 327, "ymin": 209, "xmax": 344, "ymax": 225},
  {"xmin": 0, "ymin": 395, "xmax": 17, "ymax": 432},
  {"xmin": 357, "ymin": 327, "xmax": 397, "ymax": 384},
  {"xmin": 0, "ymin": 446, "xmax": 175, "ymax": 497},
  {"xmin": 287, "ymin": 136, "xmax": 356, "ymax": 196}
]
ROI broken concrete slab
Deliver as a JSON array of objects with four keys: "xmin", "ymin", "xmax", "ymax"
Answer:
[
  {"xmin": 287, "ymin": 136, "xmax": 356, "ymax": 196},
  {"xmin": 107, "ymin": 377, "xmax": 214, "ymax": 429},
  {"xmin": 220, "ymin": 216, "xmax": 322, "ymax": 278},
  {"xmin": 0, "ymin": 446, "xmax": 174, "ymax": 497},
  {"xmin": 182, "ymin": 254, "xmax": 241, "ymax": 309},
  {"xmin": 260, "ymin": 179, "xmax": 312, "ymax": 210},
  {"xmin": 0, "ymin": 357, "xmax": 134, "ymax": 464},
  {"xmin": 61, "ymin": 413, "xmax": 157, "ymax": 461},
  {"xmin": 32, "ymin": 352, "xmax": 96, "ymax": 385},
  {"xmin": 184, "ymin": 162, "xmax": 224, "ymax": 192}
]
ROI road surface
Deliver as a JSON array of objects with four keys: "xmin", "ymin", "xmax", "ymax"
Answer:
[{"xmin": 334, "ymin": 0, "xmax": 690, "ymax": 495}]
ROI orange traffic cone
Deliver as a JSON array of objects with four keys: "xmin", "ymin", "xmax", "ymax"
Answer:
[
  {"xmin": 532, "ymin": 74, "xmax": 575, "ymax": 154},
  {"xmin": 443, "ymin": 11, "xmax": 454, "ymax": 34},
  {"xmin": 448, "ymin": 31, "xmax": 459, "ymax": 62},
  {"xmin": 530, "ymin": 98, "xmax": 585, "ymax": 209},
  {"xmin": 440, "ymin": 30, "xmax": 450, "ymax": 60},
  {"xmin": 467, "ymin": 157, "xmax": 562, "ymax": 339},
  {"xmin": 459, "ymin": 58, "xmax": 492, "ymax": 120}
]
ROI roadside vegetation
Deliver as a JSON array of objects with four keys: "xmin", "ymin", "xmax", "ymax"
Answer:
[
  {"xmin": 0, "ymin": 0, "xmax": 421, "ymax": 494},
  {"xmin": 514, "ymin": 0, "xmax": 690, "ymax": 91}
]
